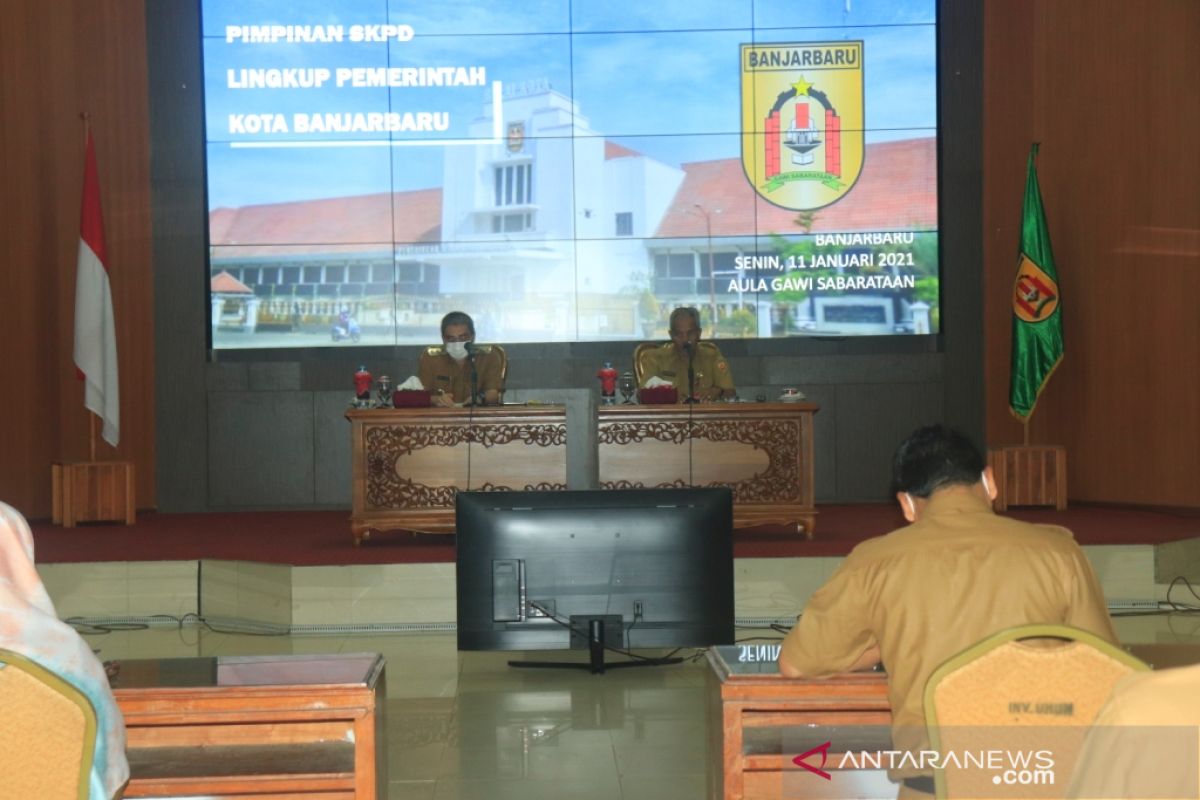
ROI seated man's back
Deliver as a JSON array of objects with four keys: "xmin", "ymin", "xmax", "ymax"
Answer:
[
  {"xmin": 778, "ymin": 425, "xmax": 1116, "ymax": 794},
  {"xmin": 781, "ymin": 493, "xmax": 1117, "ymax": 737}
]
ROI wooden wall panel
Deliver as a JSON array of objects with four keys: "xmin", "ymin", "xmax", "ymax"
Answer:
[
  {"xmin": 0, "ymin": 1, "xmax": 155, "ymax": 519},
  {"xmin": 2, "ymin": 0, "xmax": 1194, "ymax": 516},
  {"xmin": 984, "ymin": 0, "xmax": 1200, "ymax": 507}
]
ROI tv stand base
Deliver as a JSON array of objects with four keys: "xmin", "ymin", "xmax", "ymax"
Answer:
[{"xmin": 508, "ymin": 618, "xmax": 685, "ymax": 674}]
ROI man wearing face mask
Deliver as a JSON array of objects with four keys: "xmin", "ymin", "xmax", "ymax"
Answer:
[
  {"xmin": 418, "ymin": 311, "xmax": 504, "ymax": 407},
  {"xmin": 777, "ymin": 425, "xmax": 1116, "ymax": 799}
]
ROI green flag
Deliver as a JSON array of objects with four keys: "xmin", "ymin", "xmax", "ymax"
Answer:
[{"xmin": 1009, "ymin": 143, "xmax": 1064, "ymax": 419}]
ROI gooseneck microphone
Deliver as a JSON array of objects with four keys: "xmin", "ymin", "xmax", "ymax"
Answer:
[
  {"xmin": 683, "ymin": 341, "xmax": 697, "ymax": 405},
  {"xmin": 465, "ymin": 342, "xmax": 479, "ymax": 406},
  {"xmin": 464, "ymin": 340, "xmax": 478, "ymax": 490},
  {"xmin": 682, "ymin": 341, "xmax": 696, "ymax": 484}
]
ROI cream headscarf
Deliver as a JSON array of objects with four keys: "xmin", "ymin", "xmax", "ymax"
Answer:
[{"xmin": 0, "ymin": 501, "xmax": 129, "ymax": 799}]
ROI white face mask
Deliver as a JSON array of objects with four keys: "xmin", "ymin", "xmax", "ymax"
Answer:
[{"xmin": 445, "ymin": 341, "xmax": 469, "ymax": 360}]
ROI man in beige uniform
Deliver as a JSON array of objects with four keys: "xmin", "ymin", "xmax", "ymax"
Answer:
[
  {"xmin": 778, "ymin": 425, "xmax": 1117, "ymax": 798},
  {"xmin": 639, "ymin": 306, "xmax": 735, "ymax": 401},
  {"xmin": 1067, "ymin": 663, "xmax": 1200, "ymax": 799},
  {"xmin": 418, "ymin": 311, "xmax": 504, "ymax": 406}
]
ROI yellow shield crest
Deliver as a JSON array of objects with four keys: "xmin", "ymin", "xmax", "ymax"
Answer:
[
  {"xmin": 740, "ymin": 41, "xmax": 865, "ymax": 211},
  {"xmin": 1012, "ymin": 255, "xmax": 1060, "ymax": 322}
]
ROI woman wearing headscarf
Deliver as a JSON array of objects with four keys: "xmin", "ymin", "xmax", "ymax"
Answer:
[{"xmin": 0, "ymin": 500, "xmax": 129, "ymax": 799}]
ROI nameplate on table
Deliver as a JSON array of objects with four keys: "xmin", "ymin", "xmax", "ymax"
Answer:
[{"xmin": 714, "ymin": 644, "xmax": 782, "ymax": 673}]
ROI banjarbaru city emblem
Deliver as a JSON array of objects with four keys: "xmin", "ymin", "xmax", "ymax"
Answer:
[
  {"xmin": 507, "ymin": 121, "xmax": 525, "ymax": 153},
  {"xmin": 1012, "ymin": 255, "xmax": 1059, "ymax": 322},
  {"xmin": 740, "ymin": 41, "xmax": 864, "ymax": 211}
]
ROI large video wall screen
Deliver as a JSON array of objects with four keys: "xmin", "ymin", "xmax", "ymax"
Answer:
[{"xmin": 202, "ymin": 0, "xmax": 939, "ymax": 348}]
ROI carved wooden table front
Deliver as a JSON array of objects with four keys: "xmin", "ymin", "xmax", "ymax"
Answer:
[
  {"xmin": 347, "ymin": 406, "xmax": 567, "ymax": 543},
  {"xmin": 598, "ymin": 402, "xmax": 818, "ymax": 537}
]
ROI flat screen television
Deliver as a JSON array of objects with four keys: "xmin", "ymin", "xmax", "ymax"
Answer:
[{"xmin": 456, "ymin": 488, "xmax": 734, "ymax": 671}]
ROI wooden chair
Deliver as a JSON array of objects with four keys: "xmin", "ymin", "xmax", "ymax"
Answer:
[
  {"xmin": 923, "ymin": 624, "xmax": 1148, "ymax": 799},
  {"xmin": 633, "ymin": 341, "xmax": 719, "ymax": 385},
  {"xmin": 0, "ymin": 649, "xmax": 98, "ymax": 800},
  {"xmin": 479, "ymin": 343, "xmax": 508, "ymax": 387}
]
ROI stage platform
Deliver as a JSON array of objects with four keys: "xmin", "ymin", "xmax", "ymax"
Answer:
[
  {"xmin": 30, "ymin": 504, "xmax": 1200, "ymax": 633},
  {"xmin": 30, "ymin": 503, "xmax": 1200, "ymax": 565}
]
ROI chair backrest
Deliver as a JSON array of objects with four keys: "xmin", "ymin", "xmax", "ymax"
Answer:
[
  {"xmin": 633, "ymin": 341, "xmax": 719, "ymax": 385},
  {"xmin": 483, "ymin": 344, "xmax": 508, "ymax": 384},
  {"xmin": 923, "ymin": 624, "xmax": 1148, "ymax": 799},
  {"xmin": 0, "ymin": 649, "xmax": 97, "ymax": 800},
  {"xmin": 633, "ymin": 342, "xmax": 664, "ymax": 385}
]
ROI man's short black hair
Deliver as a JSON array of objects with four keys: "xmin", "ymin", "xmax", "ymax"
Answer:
[
  {"xmin": 440, "ymin": 311, "xmax": 475, "ymax": 338},
  {"xmin": 669, "ymin": 306, "xmax": 702, "ymax": 333},
  {"xmin": 891, "ymin": 424, "xmax": 985, "ymax": 497}
]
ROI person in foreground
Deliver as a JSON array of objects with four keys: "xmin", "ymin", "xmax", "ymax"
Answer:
[
  {"xmin": 0, "ymin": 500, "xmax": 129, "ymax": 799},
  {"xmin": 638, "ymin": 306, "xmax": 735, "ymax": 401},
  {"xmin": 417, "ymin": 311, "xmax": 504, "ymax": 406},
  {"xmin": 1066, "ymin": 662, "xmax": 1200, "ymax": 799},
  {"xmin": 776, "ymin": 425, "xmax": 1117, "ymax": 798}
]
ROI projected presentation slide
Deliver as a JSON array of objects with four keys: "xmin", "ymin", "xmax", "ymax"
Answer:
[{"xmin": 202, "ymin": 0, "xmax": 938, "ymax": 349}]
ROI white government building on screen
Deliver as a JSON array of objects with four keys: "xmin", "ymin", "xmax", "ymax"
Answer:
[{"xmin": 208, "ymin": 81, "xmax": 936, "ymax": 347}]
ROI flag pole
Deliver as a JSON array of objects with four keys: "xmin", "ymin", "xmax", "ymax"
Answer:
[
  {"xmin": 1008, "ymin": 140, "xmax": 1063, "ymax": 431},
  {"xmin": 1024, "ymin": 140, "xmax": 1039, "ymax": 456},
  {"xmin": 1003, "ymin": 141, "xmax": 1068, "ymax": 510},
  {"xmin": 63, "ymin": 111, "xmax": 133, "ymax": 527},
  {"xmin": 81, "ymin": 111, "xmax": 98, "ymax": 462}
]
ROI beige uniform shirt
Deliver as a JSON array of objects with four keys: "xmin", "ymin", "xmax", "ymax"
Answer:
[
  {"xmin": 639, "ymin": 344, "xmax": 735, "ymax": 400},
  {"xmin": 1066, "ymin": 664, "xmax": 1200, "ymax": 799},
  {"xmin": 417, "ymin": 347, "xmax": 503, "ymax": 404},
  {"xmin": 779, "ymin": 491, "xmax": 1117, "ymax": 781}
]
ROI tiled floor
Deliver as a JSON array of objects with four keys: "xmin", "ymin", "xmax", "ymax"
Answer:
[{"xmin": 83, "ymin": 613, "xmax": 1200, "ymax": 800}]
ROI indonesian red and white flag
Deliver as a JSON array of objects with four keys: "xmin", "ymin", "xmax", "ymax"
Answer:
[{"xmin": 74, "ymin": 131, "xmax": 120, "ymax": 446}]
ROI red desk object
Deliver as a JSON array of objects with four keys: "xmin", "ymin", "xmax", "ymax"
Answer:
[
  {"xmin": 391, "ymin": 390, "xmax": 431, "ymax": 408},
  {"xmin": 638, "ymin": 386, "xmax": 679, "ymax": 404}
]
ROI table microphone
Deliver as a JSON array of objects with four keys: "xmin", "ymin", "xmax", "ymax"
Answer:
[
  {"xmin": 464, "ymin": 342, "xmax": 479, "ymax": 405},
  {"xmin": 683, "ymin": 341, "xmax": 696, "ymax": 404}
]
